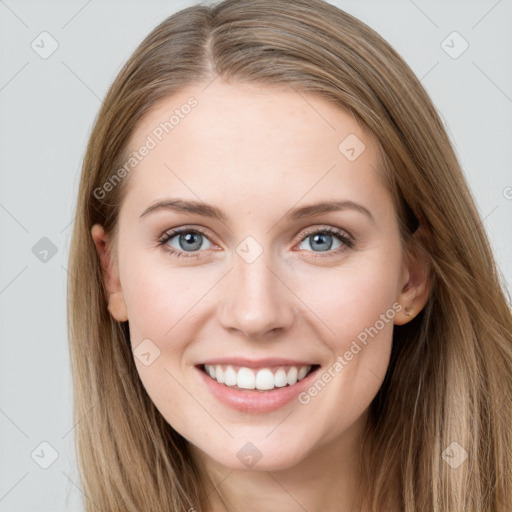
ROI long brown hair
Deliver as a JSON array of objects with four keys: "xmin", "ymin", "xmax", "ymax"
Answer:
[{"xmin": 67, "ymin": 0, "xmax": 512, "ymax": 510}]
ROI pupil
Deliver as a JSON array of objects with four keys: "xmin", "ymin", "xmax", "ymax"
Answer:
[
  {"xmin": 181, "ymin": 232, "xmax": 201, "ymax": 251},
  {"xmin": 312, "ymin": 233, "xmax": 332, "ymax": 252}
]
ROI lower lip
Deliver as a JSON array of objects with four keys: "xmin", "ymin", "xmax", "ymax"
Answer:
[{"xmin": 196, "ymin": 365, "xmax": 320, "ymax": 413}]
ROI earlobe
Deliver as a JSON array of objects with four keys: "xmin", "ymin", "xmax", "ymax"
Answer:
[
  {"xmin": 91, "ymin": 224, "xmax": 128, "ymax": 322},
  {"xmin": 107, "ymin": 291, "xmax": 128, "ymax": 322},
  {"xmin": 394, "ymin": 303, "xmax": 418, "ymax": 325}
]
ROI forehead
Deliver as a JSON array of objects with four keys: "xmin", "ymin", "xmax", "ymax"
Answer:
[{"xmin": 120, "ymin": 80, "xmax": 387, "ymax": 218}]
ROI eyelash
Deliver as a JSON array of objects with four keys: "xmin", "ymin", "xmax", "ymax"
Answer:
[{"xmin": 157, "ymin": 225, "xmax": 354, "ymax": 260}]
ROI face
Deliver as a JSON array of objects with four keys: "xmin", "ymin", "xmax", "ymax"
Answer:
[{"xmin": 93, "ymin": 79, "xmax": 421, "ymax": 473}]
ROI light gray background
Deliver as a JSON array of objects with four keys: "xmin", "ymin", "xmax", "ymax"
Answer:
[{"xmin": 0, "ymin": 0, "xmax": 511, "ymax": 510}]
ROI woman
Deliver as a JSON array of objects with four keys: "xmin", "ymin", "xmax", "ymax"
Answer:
[{"xmin": 67, "ymin": 0, "xmax": 512, "ymax": 510}]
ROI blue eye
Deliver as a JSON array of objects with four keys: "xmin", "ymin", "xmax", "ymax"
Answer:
[
  {"xmin": 158, "ymin": 228, "xmax": 212, "ymax": 258},
  {"xmin": 158, "ymin": 226, "xmax": 353, "ymax": 259},
  {"xmin": 297, "ymin": 227, "xmax": 353, "ymax": 255}
]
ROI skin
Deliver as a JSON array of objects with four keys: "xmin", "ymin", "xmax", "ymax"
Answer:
[{"xmin": 92, "ymin": 79, "xmax": 430, "ymax": 512}]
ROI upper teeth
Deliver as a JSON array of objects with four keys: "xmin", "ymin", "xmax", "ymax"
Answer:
[{"xmin": 204, "ymin": 364, "xmax": 312, "ymax": 390}]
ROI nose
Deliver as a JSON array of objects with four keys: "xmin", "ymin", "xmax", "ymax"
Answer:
[{"xmin": 218, "ymin": 252, "xmax": 297, "ymax": 339}]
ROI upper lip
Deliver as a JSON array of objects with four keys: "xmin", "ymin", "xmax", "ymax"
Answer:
[{"xmin": 196, "ymin": 357, "xmax": 319, "ymax": 368}]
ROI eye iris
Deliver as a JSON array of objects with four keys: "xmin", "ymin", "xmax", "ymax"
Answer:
[
  {"xmin": 310, "ymin": 233, "xmax": 333, "ymax": 252},
  {"xmin": 179, "ymin": 232, "xmax": 202, "ymax": 251}
]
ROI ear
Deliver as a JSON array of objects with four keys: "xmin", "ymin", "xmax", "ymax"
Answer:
[
  {"xmin": 394, "ymin": 224, "xmax": 431, "ymax": 325},
  {"xmin": 91, "ymin": 224, "xmax": 128, "ymax": 322}
]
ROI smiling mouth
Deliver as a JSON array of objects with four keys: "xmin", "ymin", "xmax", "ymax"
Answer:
[{"xmin": 198, "ymin": 363, "xmax": 321, "ymax": 391}]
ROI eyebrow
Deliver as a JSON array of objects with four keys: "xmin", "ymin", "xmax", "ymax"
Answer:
[{"xmin": 139, "ymin": 198, "xmax": 374, "ymax": 223}]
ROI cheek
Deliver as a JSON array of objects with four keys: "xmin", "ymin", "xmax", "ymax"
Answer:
[
  {"xmin": 290, "ymin": 270, "xmax": 397, "ymax": 437},
  {"xmin": 122, "ymin": 265, "xmax": 205, "ymax": 416},
  {"xmin": 124, "ymin": 269, "xmax": 198, "ymax": 346},
  {"xmin": 295, "ymin": 254, "xmax": 402, "ymax": 345},
  {"xmin": 290, "ymin": 252, "xmax": 401, "ymax": 402}
]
